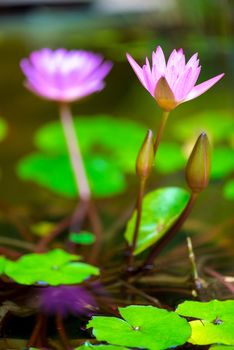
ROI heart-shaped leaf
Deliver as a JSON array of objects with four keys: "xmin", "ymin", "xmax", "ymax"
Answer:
[
  {"xmin": 87, "ymin": 305, "xmax": 191, "ymax": 350},
  {"xmin": 176, "ymin": 300, "xmax": 234, "ymax": 345},
  {"xmin": 124, "ymin": 187, "xmax": 190, "ymax": 255},
  {"xmin": 17, "ymin": 153, "xmax": 126, "ymax": 198},
  {"xmin": 76, "ymin": 342, "xmax": 128, "ymax": 350},
  {"xmin": 4, "ymin": 249, "xmax": 99, "ymax": 286}
]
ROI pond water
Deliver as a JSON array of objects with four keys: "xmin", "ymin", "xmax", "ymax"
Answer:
[{"xmin": 0, "ymin": 2, "xmax": 233, "ymax": 349}]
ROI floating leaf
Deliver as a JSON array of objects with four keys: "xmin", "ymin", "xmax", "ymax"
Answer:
[
  {"xmin": 35, "ymin": 115, "xmax": 147, "ymax": 173},
  {"xmin": 124, "ymin": 187, "xmax": 190, "ymax": 255},
  {"xmin": 69, "ymin": 232, "xmax": 96, "ymax": 245},
  {"xmin": 156, "ymin": 142, "xmax": 186, "ymax": 173},
  {"xmin": 223, "ymin": 180, "xmax": 234, "ymax": 200},
  {"xmin": 77, "ymin": 342, "xmax": 128, "ymax": 350},
  {"xmin": 4, "ymin": 249, "xmax": 99, "ymax": 286},
  {"xmin": 209, "ymin": 346, "xmax": 234, "ymax": 350},
  {"xmin": 211, "ymin": 147, "xmax": 234, "ymax": 179},
  {"xmin": 0, "ymin": 118, "xmax": 7, "ymax": 142},
  {"xmin": 172, "ymin": 111, "xmax": 234, "ymax": 143},
  {"xmin": 176, "ymin": 300, "xmax": 234, "ymax": 345},
  {"xmin": 87, "ymin": 305, "xmax": 191, "ymax": 350},
  {"xmin": 0, "ymin": 256, "xmax": 6, "ymax": 274},
  {"xmin": 17, "ymin": 153, "xmax": 126, "ymax": 198}
]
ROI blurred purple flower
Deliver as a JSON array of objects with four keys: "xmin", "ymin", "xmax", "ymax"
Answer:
[
  {"xmin": 39, "ymin": 285, "xmax": 97, "ymax": 317},
  {"xmin": 127, "ymin": 46, "xmax": 224, "ymax": 111},
  {"xmin": 20, "ymin": 48, "xmax": 112, "ymax": 102}
]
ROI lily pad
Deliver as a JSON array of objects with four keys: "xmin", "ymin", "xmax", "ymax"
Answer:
[
  {"xmin": 35, "ymin": 115, "xmax": 147, "ymax": 173},
  {"xmin": 77, "ymin": 342, "xmax": 128, "ymax": 350},
  {"xmin": 17, "ymin": 153, "xmax": 126, "ymax": 198},
  {"xmin": 209, "ymin": 346, "xmax": 234, "ymax": 350},
  {"xmin": 223, "ymin": 180, "xmax": 234, "ymax": 200},
  {"xmin": 124, "ymin": 187, "xmax": 190, "ymax": 255},
  {"xmin": 211, "ymin": 147, "xmax": 234, "ymax": 179},
  {"xmin": 0, "ymin": 118, "xmax": 7, "ymax": 141},
  {"xmin": 87, "ymin": 305, "xmax": 191, "ymax": 350},
  {"xmin": 0, "ymin": 256, "xmax": 6, "ymax": 274},
  {"xmin": 69, "ymin": 232, "xmax": 96, "ymax": 245},
  {"xmin": 4, "ymin": 249, "xmax": 99, "ymax": 286},
  {"xmin": 176, "ymin": 300, "xmax": 234, "ymax": 345},
  {"xmin": 172, "ymin": 111, "xmax": 234, "ymax": 143},
  {"xmin": 156, "ymin": 142, "xmax": 186, "ymax": 173}
]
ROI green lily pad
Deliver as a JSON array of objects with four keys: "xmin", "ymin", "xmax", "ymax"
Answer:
[
  {"xmin": 4, "ymin": 249, "xmax": 99, "ymax": 286},
  {"xmin": 211, "ymin": 147, "xmax": 234, "ymax": 179},
  {"xmin": 17, "ymin": 153, "xmax": 126, "ymax": 198},
  {"xmin": 223, "ymin": 180, "xmax": 234, "ymax": 200},
  {"xmin": 69, "ymin": 232, "xmax": 96, "ymax": 245},
  {"xmin": 0, "ymin": 256, "xmax": 6, "ymax": 274},
  {"xmin": 172, "ymin": 111, "xmax": 234, "ymax": 143},
  {"xmin": 76, "ymin": 342, "xmax": 128, "ymax": 350},
  {"xmin": 87, "ymin": 305, "xmax": 191, "ymax": 350},
  {"xmin": 156, "ymin": 142, "xmax": 186, "ymax": 174},
  {"xmin": 209, "ymin": 346, "xmax": 234, "ymax": 350},
  {"xmin": 35, "ymin": 115, "xmax": 147, "ymax": 173},
  {"xmin": 124, "ymin": 187, "xmax": 190, "ymax": 255},
  {"xmin": 176, "ymin": 300, "xmax": 234, "ymax": 345},
  {"xmin": 0, "ymin": 118, "xmax": 7, "ymax": 141}
]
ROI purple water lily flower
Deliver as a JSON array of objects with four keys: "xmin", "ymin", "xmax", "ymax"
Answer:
[
  {"xmin": 20, "ymin": 48, "xmax": 112, "ymax": 102},
  {"xmin": 127, "ymin": 46, "xmax": 224, "ymax": 111},
  {"xmin": 38, "ymin": 285, "xmax": 97, "ymax": 317}
]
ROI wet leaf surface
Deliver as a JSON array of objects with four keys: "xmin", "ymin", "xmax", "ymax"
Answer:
[
  {"xmin": 176, "ymin": 300, "xmax": 234, "ymax": 345},
  {"xmin": 124, "ymin": 187, "xmax": 190, "ymax": 255}
]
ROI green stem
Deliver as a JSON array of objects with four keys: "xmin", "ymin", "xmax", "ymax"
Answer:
[
  {"xmin": 127, "ymin": 178, "xmax": 146, "ymax": 271},
  {"xmin": 59, "ymin": 103, "xmax": 91, "ymax": 201},
  {"xmin": 140, "ymin": 192, "xmax": 199, "ymax": 271},
  {"xmin": 154, "ymin": 110, "xmax": 170, "ymax": 153}
]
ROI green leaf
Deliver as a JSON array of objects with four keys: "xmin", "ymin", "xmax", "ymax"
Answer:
[
  {"xmin": 0, "ymin": 256, "xmax": 6, "ymax": 274},
  {"xmin": 17, "ymin": 153, "xmax": 126, "ymax": 198},
  {"xmin": 209, "ymin": 346, "xmax": 234, "ymax": 350},
  {"xmin": 0, "ymin": 118, "xmax": 7, "ymax": 142},
  {"xmin": 211, "ymin": 147, "xmax": 234, "ymax": 179},
  {"xmin": 124, "ymin": 187, "xmax": 190, "ymax": 255},
  {"xmin": 223, "ymin": 180, "xmax": 234, "ymax": 200},
  {"xmin": 76, "ymin": 342, "xmax": 128, "ymax": 350},
  {"xmin": 176, "ymin": 300, "xmax": 234, "ymax": 345},
  {"xmin": 31, "ymin": 221, "xmax": 56, "ymax": 237},
  {"xmin": 172, "ymin": 111, "xmax": 234, "ymax": 143},
  {"xmin": 156, "ymin": 142, "xmax": 186, "ymax": 174},
  {"xmin": 4, "ymin": 249, "xmax": 99, "ymax": 286},
  {"xmin": 69, "ymin": 232, "xmax": 96, "ymax": 245},
  {"xmin": 35, "ymin": 115, "xmax": 147, "ymax": 173},
  {"xmin": 87, "ymin": 305, "xmax": 191, "ymax": 350}
]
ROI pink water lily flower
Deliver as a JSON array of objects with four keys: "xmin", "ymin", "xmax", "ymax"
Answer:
[
  {"xmin": 20, "ymin": 48, "xmax": 112, "ymax": 102},
  {"xmin": 127, "ymin": 46, "xmax": 224, "ymax": 111}
]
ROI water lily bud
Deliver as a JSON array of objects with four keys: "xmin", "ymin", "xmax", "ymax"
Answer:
[
  {"xmin": 136, "ymin": 130, "xmax": 154, "ymax": 179},
  {"xmin": 185, "ymin": 132, "xmax": 211, "ymax": 193}
]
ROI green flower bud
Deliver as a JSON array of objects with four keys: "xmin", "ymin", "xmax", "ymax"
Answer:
[
  {"xmin": 136, "ymin": 129, "xmax": 154, "ymax": 179},
  {"xmin": 185, "ymin": 132, "xmax": 211, "ymax": 193}
]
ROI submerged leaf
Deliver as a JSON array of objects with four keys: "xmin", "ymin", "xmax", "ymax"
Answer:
[
  {"xmin": 124, "ymin": 187, "xmax": 190, "ymax": 255},
  {"xmin": 87, "ymin": 305, "xmax": 191, "ymax": 350},
  {"xmin": 0, "ymin": 118, "xmax": 7, "ymax": 142},
  {"xmin": 223, "ymin": 180, "xmax": 234, "ymax": 200},
  {"xmin": 4, "ymin": 249, "xmax": 99, "ymax": 286},
  {"xmin": 77, "ymin": 342, "xmax": 128, "ymax": 350},
  {"xmin": 69, "ymin": 232, "xmax": 96, "ymax": 245},
  {"xmin": 176, "ymin": 300, "xmax": 234, "ymax": 345},
  {"xmin": 17, "ymin": 153, "xmax": 126, "ymax": 198}
]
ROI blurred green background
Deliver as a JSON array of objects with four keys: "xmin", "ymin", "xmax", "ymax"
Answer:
[{"xmin": 0, "ymin": 0, "xmax": 233, "ymax": 239}]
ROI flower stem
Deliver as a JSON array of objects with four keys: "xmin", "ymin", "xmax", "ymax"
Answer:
[
  {"xmin": 59, "ymin": 103, "xmax": 91, "ymax": 201},
  {"xmin": 127, "ymin": 178, "xmax": 146, "ymax": 272},
  {"xmin": 154, "ymin": 110, "xmax": 169, "ymax": 153},
  {"xmin": 140, "ymin": 192, "xmax": 199, "ymax": 271}
]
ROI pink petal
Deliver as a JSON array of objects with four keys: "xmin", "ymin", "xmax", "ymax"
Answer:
[
  {"xmin": 126, "ymin": 53, "xmax": 148, "ymax": 90},
  {"xmin": 152, "ymin": 46, "xmax": 166, "ymax": 75},
  {"xmin": 184, "ymin": 73, "xmax": 224, "ymax": 101}
]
